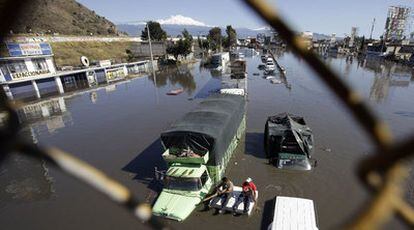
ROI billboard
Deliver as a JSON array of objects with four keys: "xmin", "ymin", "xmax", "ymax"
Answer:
[{"xmin": 7, "ymin": 43, "xmax": 53, "ymax": 57}]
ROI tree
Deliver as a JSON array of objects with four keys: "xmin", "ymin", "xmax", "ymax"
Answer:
[
  {"xmin": 224, "ymin": 25, "xmax": 237, "ymax": 48},
  {"xmin": 198, "ymin": 36, "xmax": 202, "ymax": 49},
  {"xmin": 166, "ymin": 29, "xmax": 193, "ymax": 61},
  {"xmin": 182, "ymin": 29, "xmax": 193, "ymax": 43},
  {"xmin": 181, "ymin": 29, "xmax": 193, "ymax": 58},
  {"xmin": 207, "ymin": 27, "xmax": 222, "ymax": 51},
  {"xmin": 198, "ymin": 36, "xmax": 209, "ymax": 51},
  {"xmin": 141, "ymin": 21, "xmax": 167, "ymax": 41},
  {"xmin": 166, "ymin": 42, "xmax": 181, "ymax": 60}
]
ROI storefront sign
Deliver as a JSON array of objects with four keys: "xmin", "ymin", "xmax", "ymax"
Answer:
[
  {"xmin": 11, "ymin": 70, "xmax": 50, "ymax": 80},
  {"xmin": 7, "ymin": 43, "xmax": 53, "ymax": 57}
]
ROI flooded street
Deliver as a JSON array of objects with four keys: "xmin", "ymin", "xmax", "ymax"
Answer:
[{"xmin": 1, "ymin": 52, "xmax": 414, "ymax": 229}]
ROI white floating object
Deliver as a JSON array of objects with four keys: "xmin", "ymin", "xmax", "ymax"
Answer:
[
  {"xmin": 220, "ymin": 88, "xmax": 245, "ymax": 96},
  {"xmin": 209, "ymin": 186, "xmax": 258, "ymax": 216},
  {"xmin": 270, "ymin": 196, "xmax": 318, "ymax": 230},
  {"xmin": 271, "ymin": 79, "xmax": 282, "ymax": 84}
]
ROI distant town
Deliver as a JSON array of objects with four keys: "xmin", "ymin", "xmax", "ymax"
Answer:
[{"xmin": 0, "ymin": 4, "xmax": 412, "ymax": 102}]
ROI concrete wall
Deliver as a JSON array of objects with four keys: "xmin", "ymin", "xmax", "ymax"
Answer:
[
  {"xmin": 5, "ymin": 36, "xmax": 142, "ymax": 43},
  {"xmin": 130, "ymin": 42, "xmax": 166, "ymax": 57}
]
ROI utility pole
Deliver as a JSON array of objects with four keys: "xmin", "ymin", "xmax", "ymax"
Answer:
[
  {"xmin": 146, "ymin": 22, "xmax": 155, "ymax": 72},
  {"xmin": 370, "ymin": 18, "xmax": 376, "ymax": 40},
  {"xmin": 146, "ymin": 22, "xmax": 158, "ymax": 104}
]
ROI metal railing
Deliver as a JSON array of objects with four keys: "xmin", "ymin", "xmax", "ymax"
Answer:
[{"xmin": 0, "ymin": 0, "xmax": 413, "ymax": 229}]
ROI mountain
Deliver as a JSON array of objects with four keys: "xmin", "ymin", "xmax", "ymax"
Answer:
[
  {"xmin": 10, "ymin": 0, "xmax": 120, "ymax": 35},
  {"xmin": 117, "ymin": 24, "xmax": 273, "ymax": 38},
  {"xmin": 117, "ymin": 14, "xmax": 274, "ymax": 38},
  {"xmin": 157, "ymin": 15, "xmax": 209, "ymax": 27}
]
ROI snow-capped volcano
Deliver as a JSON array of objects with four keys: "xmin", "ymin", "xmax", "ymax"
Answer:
[
  {"xmin": 156, "ymin": 15, "xmax": 210, "ymax": 27},
  {"xmin": 252, "ymin": 26, "xmax": 272, "ymax": 31}
]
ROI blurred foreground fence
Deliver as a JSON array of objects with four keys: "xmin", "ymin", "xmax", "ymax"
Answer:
[{"xmin": 1, "ymin": 0, "xmax": 414, "ymax": 229}]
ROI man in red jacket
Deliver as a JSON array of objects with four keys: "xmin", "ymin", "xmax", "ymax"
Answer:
[{"xmin": 233, "ymin": 177, "xmax": 257, "ymax": 214}]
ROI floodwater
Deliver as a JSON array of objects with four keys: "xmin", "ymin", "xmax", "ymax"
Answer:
[{"xmin": 1, "ymin": 52, "xmax": 414, "ymax": 230}]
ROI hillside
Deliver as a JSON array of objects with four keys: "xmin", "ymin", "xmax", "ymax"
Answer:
[
  {"xmin": 11, "ymin": 0, "xmax": 119, "ymax": 36},
  {"xmin": 51, "ymin": 41, "xmax": 135, "ymax": 67}
]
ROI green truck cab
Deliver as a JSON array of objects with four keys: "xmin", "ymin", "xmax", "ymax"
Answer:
[
  {"xmin": 152, "ymin": 152, "xmax": 213, "ymax": 221},
  {"xmin": 152, "ymin": 94, "xmax": 246, "ymax": 221}
]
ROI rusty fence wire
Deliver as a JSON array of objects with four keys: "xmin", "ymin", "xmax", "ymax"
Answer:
[
  {"xmin": 0, "ymin": 0, "xmax": 414, "ymax": 229},
  {"xmin": 243, "ymin": 0, "xmax": 414, "ymax": 229}
]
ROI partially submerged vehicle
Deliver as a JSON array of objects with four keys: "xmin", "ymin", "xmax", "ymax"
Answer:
[
  {"xmin": 261, "ymin": 54, "xmax": 268, "ymax": 62},
  {"xmin": 211, "ymin": 52, "xmax": 230, "ymax": 69},
  {"xmin": 230, "ymin": 59, "xmax": 247, "ymax": 79},
  {"xmin": 152, "ymin": 94, "xmax": 246, "ymax": 221},
  {"xmin": 270, "ymin": 79, "xmax": 282, "ymax": 84},
  {"xmin": 264, "ymin": 113, "xmax": 314, "ymax": 170},
  {"xmin": 269, "ymin": 196, "xmax": 319, "ymax": 230},
  {"xmin": 265, "ymin": 60, "xmax": 276, "ymax": 73},
  {"xmin": 258, "ymin": 64, "xmax": 265, "ymax": 70},
  {"xmin": 209, "ymin": 186, "xmax": 259, "ymax": 215}
]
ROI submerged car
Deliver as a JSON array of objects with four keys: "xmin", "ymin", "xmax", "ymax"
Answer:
[
  {"xmin": 265, "ymin": 60, "xmax": 276, "ymax": 73},
  {"xmin": 264, "ymin": 113, "xmax": 314, "ymax": 170}
]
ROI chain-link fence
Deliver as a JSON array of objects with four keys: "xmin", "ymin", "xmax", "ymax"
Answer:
[{"xmin": 1, "ymin": 0, "xmax": 414, "ymax": 229}]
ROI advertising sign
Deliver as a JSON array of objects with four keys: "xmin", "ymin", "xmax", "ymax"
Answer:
[
  {"xmin": 106, "ymin": 67, "xmax": 126, "ymax": 82},
  {"xmin": 99, "ymin": 60, "xmax": 112, "ymax": 67}
]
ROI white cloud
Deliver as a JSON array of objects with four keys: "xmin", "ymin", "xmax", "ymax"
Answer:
[{"xmin": 156, "ymin": 15, "xmax": 210, "ymax": 27}]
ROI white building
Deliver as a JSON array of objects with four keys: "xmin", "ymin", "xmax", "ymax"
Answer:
[
  {"xmin": 384, "ymin": 6, "xmax": 411, "ymax": 40},
  {"xmin": 0, "ymin": 42, "xmax": 62, "ymax": 100},
  {"xmin": 0, "ymin": 42, "xmax": 150, "ymax": 100}
]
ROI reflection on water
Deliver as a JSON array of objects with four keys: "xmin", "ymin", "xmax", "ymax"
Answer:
[
  {"xmin": 16, "ymin": 97, "xmax": 73, "ymax": 134},
  {"xmin": 361, "ymin": 58, "xmax": 414, "ymax": 103},
  {"xmin": 148, "ymin": 63, "xmax": 197, "ymax": 94},
  {"xmin": 90, "ymin": 91, "xmax": 98, "ymax": 104},
  {"xmin": 0, "ymin": 127, "xmax": 54, "ymax": 207},
  {"xmin": 0, "ymin": 154, "xmax": 55, "ymax": 206},
  {"xmin": 0, "ymin": 97, "xmax": 73, "ymax": 206}
]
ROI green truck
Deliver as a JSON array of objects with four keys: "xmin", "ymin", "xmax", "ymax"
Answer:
[{"xmin": 152, "ymin": 94, "xmax": 246, "ymax": 221}]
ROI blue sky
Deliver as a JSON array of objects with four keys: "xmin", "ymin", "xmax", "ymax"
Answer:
[{"xmin": 77, "ymin": 0, "xmax": 413, "ymax": 38}]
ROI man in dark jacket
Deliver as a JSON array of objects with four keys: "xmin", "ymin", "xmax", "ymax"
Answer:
[{"xmin": 215, "ymin": 177, "xmax": 234, "ymax": 213}]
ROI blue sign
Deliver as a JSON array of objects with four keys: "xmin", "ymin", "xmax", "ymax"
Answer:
[
  {"xmin": 40, "ymin": 43, "xmax": 53, "ymax": 55},
  {"xmin": 6, "ymin": 43, "xmax": 53, "ymax": 57},
  {"xmin": 7, "ymin": 43, "xmax": 22, "ymax": 56}
]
